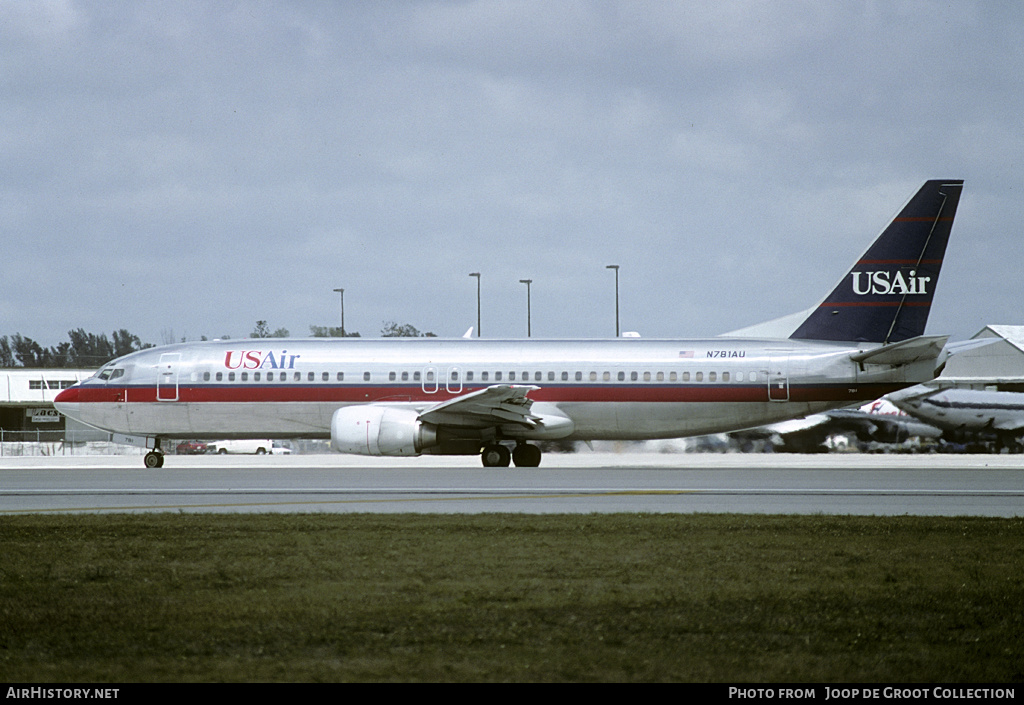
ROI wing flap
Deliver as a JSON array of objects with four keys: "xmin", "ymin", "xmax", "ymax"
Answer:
[{"xmin": 419, "ymin": 384, "xmax": 540, "ymax": 428}]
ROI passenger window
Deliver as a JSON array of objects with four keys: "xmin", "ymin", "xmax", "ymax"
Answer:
[
  {"xmin": 389, "ymin": 372, "xmax": 396, "ymax": 381},
  {"xmin": 254, "ymin": 372, "xmax": 261, "ymax": 381},
  {"xmin": 403, "ymin": 371, "xmax": 410, "ymax": 381},
  {"xmin": 481, "ymin": 371, "xmax": 489, "ymax": 381},
  {"xmin": 337, "ymin": 372, "xmax": 344, "ymax": 382},
  {"xmin": 228, "ymin": 372, "xmax": 236, "ymax": 382},
  {"xmin": 414, "ymin": 371, "xmax": 421, "ymax": 382},
  {"xmin": 618, "ymin": 372, "xmax": 626, "ymax": 381},
  {"xmin": 590, "ymin": 372, "xmax": 597, "ymax": 381},
  {"xmin": 695, "ymin": 372, "xmax": 703, "ymax": 382},
  {"xmin": 682, "ymin": 372, "xmax": 690, "ymax": 382},
  {"xmin": 466, "ymin": 371, "xmax": 474, "ymax": 381},
  {"xmin": 241, "ymin": 372, "xmax": 249, "ymax": 381},
  {"xmin": 495, "ymin": 372, "xmax": 503, "ymax": 381},
  {"xmin": 363, "ymin": 372, "xmax": 371, "ymax": 382},
  {"xmin": 267, "ymin": 372, "xmax": 274, "ymax": 381},
  {"xmin": 669, "ymin": 372, "xmax": 676, "ymax": 382},
  {"xmin": 536, "ymin": 372, "xmax": 543, "ymax": 382},
  {"xmin": 215, "ymin": 372, "xmax": 223, "ymax": 382},
  {"xmin": 722, "ymin": 372, "xmax": 730, "ymax": 382},
  {"xmin": 576, "ymin": 371, "xmax": 583, "ymax": 381},
  {"xmin": 709, "ymin": 372, "xmax": 717, "ymax": 382},
  {"xmin": 561, "ymin": 372, "xmax": 568, "ymax": 381},
  {"xmin": 604, "ymin": 372, "xmax": 611, "ymax": 382}
]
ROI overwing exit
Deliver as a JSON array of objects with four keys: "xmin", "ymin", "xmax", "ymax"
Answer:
[{"xmin": 55, "ymin": 180, "xmax": 966, "ymax": 468}]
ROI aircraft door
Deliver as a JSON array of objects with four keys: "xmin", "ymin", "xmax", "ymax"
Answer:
[
  {"xmin": 422, "ymin": 366, "xmax": 438, "ymax": 394},
  {"xmin": 446, "ymin": 367, "xmax": 462, "ymax": 394},
  {"xmin": 156, "ymin": 353, "xmax": 180, "ymax": 401},
  {"xmin": 768, "ymin": 354, "xmax": 789, "ymax": 402}
]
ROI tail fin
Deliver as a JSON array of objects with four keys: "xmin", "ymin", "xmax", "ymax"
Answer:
[{"xmin": 789, "ymin": 179, "xmax": 963, "ymax": 343}]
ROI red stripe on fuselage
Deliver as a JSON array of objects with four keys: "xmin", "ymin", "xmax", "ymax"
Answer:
[{"xmin": 68, "ymin": 383, "xmax": 903, "ymax": 406}]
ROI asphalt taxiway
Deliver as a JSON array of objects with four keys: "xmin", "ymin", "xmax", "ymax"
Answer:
[{"xmin": 2, "ymin": 452, "xmax": 1022, "ymax": 516}]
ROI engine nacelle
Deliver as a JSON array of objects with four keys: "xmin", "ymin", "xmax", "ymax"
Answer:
[{"xmin": 331, "ymin": 406, "xmax": 438, "ymax": 457}]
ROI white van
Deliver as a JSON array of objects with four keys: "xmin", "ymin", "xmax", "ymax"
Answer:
[{"xmin": 207, "ymin": 439, "xmax": 274, "ymax": 455}]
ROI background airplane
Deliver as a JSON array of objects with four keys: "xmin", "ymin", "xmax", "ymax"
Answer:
[
  {"xmin": 729, "ymin": 396, "xmax": 943, "ymax": 453},
  {"xmin": 888, "ymin": 383, "xmax": 1024, "ymax": 454}
]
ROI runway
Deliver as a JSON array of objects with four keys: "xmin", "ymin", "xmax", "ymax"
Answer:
[{"xmin": 2, "ymin": 451, "xmax": 1022, "ymax": 516}]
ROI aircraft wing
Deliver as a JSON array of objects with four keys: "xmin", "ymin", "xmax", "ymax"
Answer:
[
  {"xmin": 419, "ymin": 384, "xmax": 542, "ymax": 428},
  {"xmin": 732, "ymin": 403, "xmax": 941, "ymax": 452},
  {"xmin": 992, "ymin": 419, "xmax": 1024, "ymax": 433}
]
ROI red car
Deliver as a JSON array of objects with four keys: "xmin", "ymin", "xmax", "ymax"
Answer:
[{"xmin": 175, "ymin": 441, "xmax": 209, "ymax": 455}]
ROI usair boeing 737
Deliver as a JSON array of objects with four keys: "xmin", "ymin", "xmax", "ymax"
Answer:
[{"xmin": 56, "ymin": 180, "xmax": 964, "ymax": 468}]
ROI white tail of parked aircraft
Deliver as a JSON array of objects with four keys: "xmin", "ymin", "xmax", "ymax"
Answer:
[{"xmin": 56, "ymin": 180, "xmax": 965, "ymax": 468}]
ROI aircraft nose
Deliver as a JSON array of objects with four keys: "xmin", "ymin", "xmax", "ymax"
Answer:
[
  {"xmin": 53, "ymin": 386, "xmax": 81, "ymax": 417},
  {"xmin": 54, "ymin": 386, "xmax": 80, "ymax": 404}
]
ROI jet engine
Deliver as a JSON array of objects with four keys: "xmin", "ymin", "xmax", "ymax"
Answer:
[{"xmin": 331, "ymin": 405, "xmax": 438, "ymax": 457}]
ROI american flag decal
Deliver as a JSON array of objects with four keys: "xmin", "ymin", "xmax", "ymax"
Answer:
[{"xmin": 679, "ymin": 350, "xmax": 694, "ymax": 358}]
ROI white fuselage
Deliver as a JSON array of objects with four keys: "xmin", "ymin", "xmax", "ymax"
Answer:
[
  {"xmin": 55, "ymin": 337, "xmax": 936, "ymax": 444},
  {"xmin": 894, "ymin": 388, "xmax": 1024, "ymax": 435}
]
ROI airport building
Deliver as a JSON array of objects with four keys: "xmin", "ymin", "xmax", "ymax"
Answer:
[
  {"xmin": 941, "ymin": 325, "xmax": 1024, "ymax": 386},
  {"xmin": 0, "ymin": 369, "xmax": 95, "ymax": 441}
]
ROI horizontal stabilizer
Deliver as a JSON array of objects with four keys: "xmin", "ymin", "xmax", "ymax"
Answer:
[{"xmin": 850, "ymin": 335, "xmax": 948, "ymax": 366}]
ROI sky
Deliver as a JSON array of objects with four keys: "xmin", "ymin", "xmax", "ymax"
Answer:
[{"xmin": 2, "ymin": 1, "xmax": 1022, "ymax": 348}]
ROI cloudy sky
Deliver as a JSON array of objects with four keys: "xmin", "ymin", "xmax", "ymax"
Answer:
[{"xmin": 3, "ymin": 1, "xmax": 1022, "ymax": 348}]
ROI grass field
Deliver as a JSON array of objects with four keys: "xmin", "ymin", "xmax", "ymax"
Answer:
[{"xmin": 0, "ymin": 513, "xmax": 1021, "ymax": 682}]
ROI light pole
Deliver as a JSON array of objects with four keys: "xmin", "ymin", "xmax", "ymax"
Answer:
[
  {"xmin": 519, "ymin": 279, "xmax": 533, "ymax": 337},
  {"xmin": 332, "ymin": 288, "xmax": 345, "ymax": 336},
  {"xmin": 468, "ymin": 273, "xmax": 481, "ymax": 337},
  {"xmin": 606, "ymin": 265, "xmax": 620, "ymax": 337}
]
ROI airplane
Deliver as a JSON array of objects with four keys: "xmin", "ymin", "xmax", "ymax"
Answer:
[
  {"xmin": 55, "ymin": 179, "xmax": 965, "ymax": 469},
  {"xmin": 887, "ymin": 383, "xmax": 1024, "ymax": 453},
  {"xmin": 729, "ymin": 396, "xmax": 943, "ymax": 453}
]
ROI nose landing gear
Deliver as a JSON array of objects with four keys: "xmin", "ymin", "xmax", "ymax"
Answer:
[{"xmin": 143, "ymin": 438, "xmax": 165, "ymax": 468}]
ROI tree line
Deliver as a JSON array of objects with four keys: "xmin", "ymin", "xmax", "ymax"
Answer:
[
  {"xmin": 2, "ymin": 321, "xmax": 436, "ymax": 368},
  {"xmin": 0, "ymin": 329, "xmax": 152, "ymax": 368}
]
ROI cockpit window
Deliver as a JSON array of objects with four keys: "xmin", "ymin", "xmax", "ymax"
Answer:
[
  {"xmin": 97, "ymin": 368, "xmax": 113, "ymax": 381},
  {"xmin": 96, "ymin": 367, "xmax": 125, "ymax": 382}
]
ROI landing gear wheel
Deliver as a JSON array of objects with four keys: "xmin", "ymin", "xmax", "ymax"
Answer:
[
  {"xmin": 144, "ymin": 451, "xmax": 164, "ymax": 469},
  {"xmin": 481, "ymin": 444, "xmax": 511, "ymax": 468},
  {"xmin": 512, "ymin": 443, "xmax": 542, "ymax": 467}
]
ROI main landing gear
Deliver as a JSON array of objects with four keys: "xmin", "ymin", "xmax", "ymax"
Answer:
[{"xmin": 481, "ymin": 442, "xmax": 541, "ymax": 468}]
